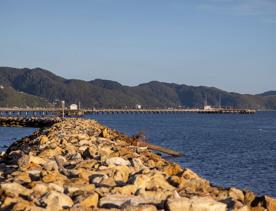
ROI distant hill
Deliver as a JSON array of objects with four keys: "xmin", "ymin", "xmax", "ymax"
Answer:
[
  {"xmin": 0, "ymin": 84, "xmax": 51, "ymax": 107},
  {"xmin": 0, "ymin": 66, "xmax": 276, "ymax": 109},
  {"xmin": 258, "ymin": 91, "xmax": 276, "ymax": 97}
]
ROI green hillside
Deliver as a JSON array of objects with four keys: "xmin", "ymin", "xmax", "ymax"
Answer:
[
  {"xmin": 0, "ymin": 67, "xmax": 275, "ymax": 109},
  {"xmin": 0, "ymin": 85, "xmax": 51, "ymax": 107}
]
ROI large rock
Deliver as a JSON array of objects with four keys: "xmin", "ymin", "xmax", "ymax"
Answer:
[
  {"xmin": 0, "ymin": 182, "xmax": 32, "ymax": 197},
  {"xmin": 106, "ymin": 157, "xmax": 131, "ymax": 166},
  {"xmin": 39, "ymin": 135, "xmax": 49, "ymax": 144},
  {"xmin": 82, "ymin": 146, "xmax": 98, "ymax": 159},
  {"xmin": 265, "ymin": 196, "xmax": 276, "ymax": 211},
  {"xmin": 237, "ymin": 206, "xmax": 250, "ymax": 211},
  {"xmin": 229, "ymin": 188, "xmax": 244, "ymax": 202},
  {"xmin": 39, "ymin": 147, "xmax": 63, "ymax": 158},
  {"xmin": 43, "ymin": 160, "xmax": 59, "ymax": 171},
  {"xmin": 178, "ymin": 169, "xmax": 211, "ymax": 193},
  {"xmin": 100, "ymin": 195, "xmax": 160, "ymax": 209},
  {"xmin": 112, "ymin": 184, "xmax": 137, "ymax": 195},
  {"xmin": 48, "ymin": 183, "xmax": 64, "ymax": 193},
  {"xmin": 0, "ymin": 197, "xmax": 18, "ymax": 209},
  {"xmin": 163, "ymin": 164, "xmax": 183, "ymax": 176},
  {"xmin": 166, "ymin": 197, "xmax": 192, "ymax": 211},
  {"xmin": 80, "ymin": 192, "xmax": 99, "ymax": 208},
  {"xmin": 32, "ymin": 182, "xmax": 48, "ymax": 196},
  {"xmin": 42, "ymin": 171, "xmax": 67, "ymax": 185},
  {"xmin": 190, "ymin": 197, "xmax": 227, "ymax": 211},
  {"xmin": 131, "ymin": 158, "xmax": 147, "ymax": 171},
  {"xmin": 18, "ymin": 154, "xmax": 47, "ymax": 169},
  {"xmin": 101, "ymin": 128, "xmax": 113, "ymax": 139},
  {"xmin": 11, "ymin": 200, "xmax": 33, "ymax": 211},
  {"xmin": 166, "ymin": 196, "xmax": 227, "ymax": 211},
  {"xmin": 138, "ymin": 189, "xmax": 173, "ymax": 205},
  {"xmin": 123, "ymin": 204, "xmax": 157, "ymax": 211},
  {"xmin": 113, "ymin": 166, "xmax": 131, "ymax": 183},
  {"xmin": 244, "ymin": 191, "xmax": 256, "ymax": 205},
  {"xmin": 28, "ymin": 169, "xmax": 42, "ymax": 181},
  {"xmin": 43, "ymin": 190, "xmax": 73, "ymax": 209},
  {"xmin": 13, "ymin": 171, "xmax": 32, "ymax": 183},
  {"xmin": 132, "ymin": 172, "xmax": 174, "ymax": 191}
]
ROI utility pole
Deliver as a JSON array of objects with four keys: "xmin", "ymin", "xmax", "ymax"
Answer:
[
  {"xmin": 61, "ymin": 100, "xmax": 65, "ymax": 118},
  {"xmin": 204, "ymin": 94, "xmax": 208, "ymax": 107},
  {"xmin": 219, "ymin": 94, "xmax": 221, "ymax": 109}
]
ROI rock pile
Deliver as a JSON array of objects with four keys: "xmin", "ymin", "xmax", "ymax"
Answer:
[
  {"xmin": 0, "ymin": 117, "xmax": 62, "ymax": 128},
  {"xmin": 0, "ymin": 118, "xmax": 275, "ymax": 210}
]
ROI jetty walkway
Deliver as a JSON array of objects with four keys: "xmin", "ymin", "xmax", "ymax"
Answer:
[{"xmin": 0, "ymin": 108, "xmax": 256, "ymax": 117}]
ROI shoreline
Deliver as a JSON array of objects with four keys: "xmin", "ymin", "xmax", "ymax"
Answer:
[{"xmin": 0, "ymin": 118, "xmax": 275, "ymax": 210}]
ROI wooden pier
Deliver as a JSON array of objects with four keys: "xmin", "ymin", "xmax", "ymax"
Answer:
[
  {"xmin": 0, "ymin": 107, "xmax": 256, "ymax": 117},
  {"xmin": 84, "ymin": 108, "xmax": 256, "ymax": 114}
]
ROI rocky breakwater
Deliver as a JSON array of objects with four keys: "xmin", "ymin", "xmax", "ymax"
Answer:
[
  {"xmin": 0, "ymin": 119, "xmax": 275, "ymax": 211},
  {"xmin": 0, "ymin": 117, "xmax": 62, "ymax": 128}
]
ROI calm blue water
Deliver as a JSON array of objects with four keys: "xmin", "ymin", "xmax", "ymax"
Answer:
[
  {"xmin": 85, "ymin": 112, "xmax": 276, "ymax": 197},
  {"xmin": 0, "ymin": 112, "xmax": 275, "ymax": 197},
  {"xmin": 0, "ymin": 127, "xmax": 37, "ymax": 151}
]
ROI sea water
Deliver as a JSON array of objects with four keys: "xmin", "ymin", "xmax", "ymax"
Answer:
[{"xmin": 85, "ymin": 112, "xmax": 276, "ymax": 197}]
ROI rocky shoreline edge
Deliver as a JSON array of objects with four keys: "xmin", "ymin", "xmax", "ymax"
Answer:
[{"xmin": 0, "ymin": 118, "xmax": 275, "ymax": 210}]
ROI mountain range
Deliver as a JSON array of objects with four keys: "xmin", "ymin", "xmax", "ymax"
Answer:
[{"xmin": 0, "ymin": 67, "xmax": 275, "ymax": 109}]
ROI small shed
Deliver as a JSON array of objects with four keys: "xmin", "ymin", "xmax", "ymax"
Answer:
[
  {"xmin": 69, "ymin": 104, "xmax": 78, "ymax": 110},
  {"xmin": 204, "ymin": 105, "xmax": 212, "ymax": 110},
  {"xmin": 135, "ymin": 104, "xmax": 142, "ymax": 109}
]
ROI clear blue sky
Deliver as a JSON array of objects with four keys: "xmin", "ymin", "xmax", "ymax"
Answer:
[{"xmin": 0, "ymin": 0, "xmax": 275, "ymax": 94}]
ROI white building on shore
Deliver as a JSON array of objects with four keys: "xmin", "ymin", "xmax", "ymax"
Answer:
[
  {"xmin": 69, "ymin": 104, "xmax": 78, "ymax": 110},
  {"xmin": 135, "ymin": 104, "xmax": 142, "ymax": 109},
  {"xmin": 204, "ymin": 105, "xmax": 212, "ymax": 110}
]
